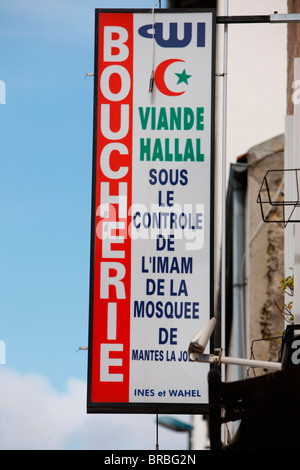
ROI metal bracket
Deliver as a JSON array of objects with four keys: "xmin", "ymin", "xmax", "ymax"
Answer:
[
  {"xmin": 216, "ymin": 13, "xmax": 300, "ymax": 24},
  {"xmin": 257, "ymin": 169, "xmax": 300, "ymax": 227}
]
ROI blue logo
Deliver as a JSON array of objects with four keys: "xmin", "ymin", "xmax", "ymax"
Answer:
[{"xmin": 138, "ymin": 22, "xmax": 205, "ymax": 48}]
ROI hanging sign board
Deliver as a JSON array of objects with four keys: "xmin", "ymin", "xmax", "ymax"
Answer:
[{"xmin": 87, "ymin": 8, "xmax": 215, "ymax": 414}]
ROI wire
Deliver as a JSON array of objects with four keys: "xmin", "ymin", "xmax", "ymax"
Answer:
[
  {"xmin": 149, "ymin": 1, "xmax": 160, "ymax": 92},
  {"xmin": 156, "ymin": 413, "xmax": 159, "ymax": 450}
]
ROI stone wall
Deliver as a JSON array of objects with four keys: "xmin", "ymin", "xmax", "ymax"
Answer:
[{"xmin": 245, "ymin": 135, "xmax": 285, "ymax": 375}]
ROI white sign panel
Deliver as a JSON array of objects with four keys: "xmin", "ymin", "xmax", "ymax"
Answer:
[{"xmin": 88, "ymin": 9, "xmax": 215, "ymax": 414}]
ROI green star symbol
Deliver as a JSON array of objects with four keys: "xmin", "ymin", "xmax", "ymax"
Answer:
[{"xmin": 175, "ymin": 68, "xmax": 192, "ymax": 85}]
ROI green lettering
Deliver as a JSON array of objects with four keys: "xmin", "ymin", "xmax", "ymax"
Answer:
[
  {"xmin": 139, "ymin": 107, "xmax": 150, "ymax": 130},
  {"xmin": 196, "ymin": 139, "xmax": 204, "ymax": 161},
  {"xmin": 152, "ymin": 139, "xmax": 163, "ymax": 161},
  {"xmin": 184, "ymin": 108, "xmax": 194, "ymax": 130},
  {"xmin": 184, "ymin": 139, "xmax": 195, "ymax": 161},
  {"xmin": 174, "ymin": 139, "xmax": 182, "ymax": 161},
  {"xmin": 151, "ymin": 107, "xmax": 156, "ymax": 130},
  {"xmin": 157, "ymin": 107, "xmax": 168, "ymax": 130},
  {"xmin": 165, "ymin": 139, "xmax": 173, "ymax": 161},
  {"xmin": 196, "ymin": 107, "xmax": 204, "ymax": 130},
  {"xmin": 140, "ymin": 138, "xmax": 151, "ymax": 161},
  {"xmin": 170, "ymin": 108, "xmax": 181, "ymax": 130}
]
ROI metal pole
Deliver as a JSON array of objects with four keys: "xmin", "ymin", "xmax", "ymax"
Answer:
[
  {"xmin": 197, "ymin": 353, "xmax": 282, "ymax": 371},
  {"xmin": 219, "ymin": 355, "xmax": 281, "ymax": 370},
  {"xmin": 216, "ymin": 14, "xmax": 300, "ymax": 24},
  {"xmin": 293, "ymin": 59, "xmax": 300, "ymax": 324},
  {"xmin": 221, "ymin": 0, "xmax": 228, "ymax": 367}
]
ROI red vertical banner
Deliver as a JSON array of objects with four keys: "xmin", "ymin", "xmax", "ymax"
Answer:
[{"xmin": 89, "ymin": 12, "xmax": 133, "ymax": 405}]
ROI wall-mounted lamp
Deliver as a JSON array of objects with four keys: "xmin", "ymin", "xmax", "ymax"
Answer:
[{"xmin": 188, "ymin": 318, "xmax": 282, "ymax": 371}]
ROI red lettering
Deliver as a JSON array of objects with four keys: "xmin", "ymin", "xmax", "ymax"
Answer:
[{"xmin": 90, "ymin": 13, "xmax": 133, "ymax": 404}]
